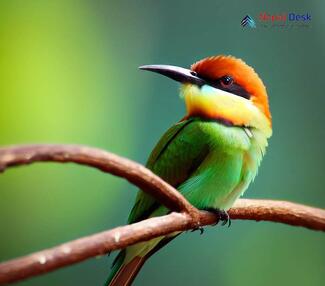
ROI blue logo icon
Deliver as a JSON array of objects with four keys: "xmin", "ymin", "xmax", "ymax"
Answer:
[{"xmin": 241, "ymin": 15, "xmax": 256, "ymax": 28}]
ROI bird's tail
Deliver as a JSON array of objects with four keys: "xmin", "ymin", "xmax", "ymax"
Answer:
[
  {"xmin": 105, "ymin": 235, "xmax": 179, "ymax": 285},
  {"xmin": 105, "ymin": 250, "xmax": 147, "ymax": 286}
]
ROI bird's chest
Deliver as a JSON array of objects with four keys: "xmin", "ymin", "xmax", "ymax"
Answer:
[{"xmin": 183, "ymin": 122, "xmax": 266, "ymax": 210}]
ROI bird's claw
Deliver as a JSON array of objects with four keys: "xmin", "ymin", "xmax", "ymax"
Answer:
[
  {"xmin": 191, "ymin": 226, "xmax": 205, "ymax": 235},
  {"xmin": 220, "ymin": 210, "xmax": 231, "ymax": 227},
  {"xmin": 204, "ymin": 208, "xmax": 231, "ymax": 227},
  {"xmin": 191, "ymin": 208, "xmax": 231, "ymax": 234}
]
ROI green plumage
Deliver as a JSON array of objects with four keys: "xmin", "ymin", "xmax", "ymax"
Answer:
[{"xmin": 106, "ymin": 117, "xmax": 268, "ymax": 285}]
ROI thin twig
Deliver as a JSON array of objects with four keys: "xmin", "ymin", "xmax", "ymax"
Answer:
[{"xmin": 0, "ymin": 144, "xmax": 324, "ymax": 284}]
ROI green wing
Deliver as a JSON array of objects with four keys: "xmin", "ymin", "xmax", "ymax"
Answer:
[{"xmin": 128, "ymin": 119, "xmax": 209, "ymax": 223}]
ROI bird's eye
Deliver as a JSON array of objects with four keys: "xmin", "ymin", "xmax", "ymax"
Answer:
[{"xmin": 220, "ymin": 75, "xmax": 233, "ymax": 87}]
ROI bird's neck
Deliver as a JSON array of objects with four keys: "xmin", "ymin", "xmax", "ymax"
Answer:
[{"xmin": 181, "ymin": 84, "xmax": 272, "ymax": 139}]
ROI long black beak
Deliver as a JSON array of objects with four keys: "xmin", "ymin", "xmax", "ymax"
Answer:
[{"xmin": 139, "ymin": 65, "xmax": 206, "ymax": 86}]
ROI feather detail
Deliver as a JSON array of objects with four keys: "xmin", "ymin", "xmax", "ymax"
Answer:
[{"xmin": 106, "ymin": 256, "xmax": 146, "ymax": 286}]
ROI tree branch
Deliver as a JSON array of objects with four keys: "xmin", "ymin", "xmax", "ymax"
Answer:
[
  {"xmin": 0, "ymin": 144, "xmax": 324, "ymax": 284},
  {"xmin": 0, "ymin": 144, "xmax": 199, "ymax": 218},
  {"xmin": 0, "ymin": 200, "xmax": 324, "ymax": 284}
]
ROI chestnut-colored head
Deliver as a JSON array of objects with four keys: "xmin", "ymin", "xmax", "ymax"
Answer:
[
  {"xmin": 191, "ymin": 55, "xmax": 271, "ymax": 123},
  {"xmin": 140, "ymin": 55, "xmax": 272, "ymax": 137}
]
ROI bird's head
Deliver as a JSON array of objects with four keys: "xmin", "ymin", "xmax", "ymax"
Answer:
[{"xmin": 140, "ymin": 55, "xmax": 272, "ymax": 137}]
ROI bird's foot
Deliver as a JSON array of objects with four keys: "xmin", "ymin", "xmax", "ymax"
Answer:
[
  {"xmin": 191, "ymin": 225, "xmax": 205, "ymax": 235},
  {"xmin": 204, "ymin": 208, "xmax": 231, "ymax": 227}
]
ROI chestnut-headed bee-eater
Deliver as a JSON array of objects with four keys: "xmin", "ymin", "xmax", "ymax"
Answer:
[{"xmin": 106, "ymin": 55, "xmax": 272, "ymax": 286}]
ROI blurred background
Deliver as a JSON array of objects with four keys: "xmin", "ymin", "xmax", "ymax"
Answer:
[{"xmin": 0, "ymin": 0, "xmax": 324, "ymax": 285}]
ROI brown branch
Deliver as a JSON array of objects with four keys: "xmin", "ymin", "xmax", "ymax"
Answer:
[
  {"xmin": 0, "ymin": 144, "xmax": 199, "ymax": 219},
  {"xmin": 0, "ymin": 144, "xmax": 324, "ymax": 284},
  {"xmin": 0, "ymin": 200, "xmax": 324, "ymax": 284}
]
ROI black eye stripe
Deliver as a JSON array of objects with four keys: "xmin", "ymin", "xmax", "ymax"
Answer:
[
  {"xmin": 196, "ymin": 73, "xmax": 251, "ymax": 99},
  {"xmin": 221, "ymin": 82, "xmax": 251, "ymax": 99}
]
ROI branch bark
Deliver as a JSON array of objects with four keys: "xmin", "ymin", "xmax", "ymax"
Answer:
[
  {"xmin": 0, "ymin": 144, "xmax": 324, "ymax": 284},
  {"xmin": 0, "ymin": 144, "xmax": 199, "ymax": 218}
]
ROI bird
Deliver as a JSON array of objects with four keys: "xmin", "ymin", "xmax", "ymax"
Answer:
[{"xmin": 105, "ymin": 55, "xmax": 272, "ymax": 286}]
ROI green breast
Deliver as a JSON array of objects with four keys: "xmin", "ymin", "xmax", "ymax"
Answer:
[
  {"xmin": 128, "ymin": 118, "xmax": 269, "ymax": 224},
  {"xmin": 178, "ymin": 120, "xmax": 268, "ymax": 210}
]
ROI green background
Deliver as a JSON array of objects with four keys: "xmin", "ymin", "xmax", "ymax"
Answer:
[{"xmin": 0, "ymin": 1, "xmax": 324, "ymax": 285}]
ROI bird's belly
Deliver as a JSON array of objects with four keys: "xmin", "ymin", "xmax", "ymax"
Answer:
[{"xmin": 180, "ymin": 148, "xmax": 258, "ymax": 211}]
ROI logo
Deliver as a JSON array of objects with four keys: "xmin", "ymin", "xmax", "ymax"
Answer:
[
  {"xmin": 241, "ymin": 12, "xmax": 312, "ymax": 30},
  {"xmin": 241, "ymin": 15, "xmax": 256, "ymax": 28},
  {"xmin": 259, "ymin": 12, "xmax": 311, "ymax": 22}
]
